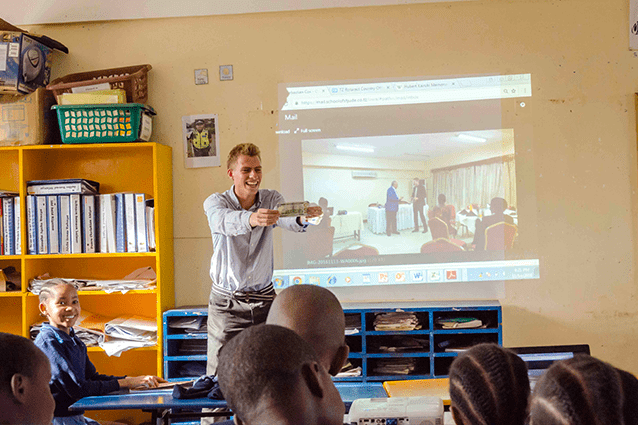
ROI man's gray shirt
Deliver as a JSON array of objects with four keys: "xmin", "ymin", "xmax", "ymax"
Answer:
[{"xmin": 203, "ymin": 185, "xmax": 306, "ymax": 293}]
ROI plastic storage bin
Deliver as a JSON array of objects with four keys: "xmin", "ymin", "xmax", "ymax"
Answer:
[
  {"xmin": 46, "ymin": 64, "xmax": 151, "ymax": 104},
  {"xmin": 52, "ymin": 103, "xmax": 155, "ymax": 144}
]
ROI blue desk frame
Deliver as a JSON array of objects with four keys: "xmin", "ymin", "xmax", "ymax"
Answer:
[{"xmin": 70, "ymin": 382, "xmax": 387, "ymax": 424}]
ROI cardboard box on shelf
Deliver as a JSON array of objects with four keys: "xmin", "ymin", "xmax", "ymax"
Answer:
[
  {"xmin": 0, "ymin": 88, "xmax": 60, "ymax": 146},
  {"xmin": 0, "ymin": 19, "xmax": 67, "ymax": 94}
]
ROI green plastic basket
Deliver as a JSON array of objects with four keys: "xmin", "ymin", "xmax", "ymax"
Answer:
[{"xmin": 52, "ymin": 103, "xmax": 156, "ymax": 144}]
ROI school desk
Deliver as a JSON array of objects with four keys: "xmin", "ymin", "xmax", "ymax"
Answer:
[{"xmin": 69, "ymin": 382, "xmax": 388, "ymax": 425}]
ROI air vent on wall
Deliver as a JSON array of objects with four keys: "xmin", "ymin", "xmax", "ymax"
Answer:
[{"xmin": 352, "ymin": 170, "xmax": 377, "ymax": 179}]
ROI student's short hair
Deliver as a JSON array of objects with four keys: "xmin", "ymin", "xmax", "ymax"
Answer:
[
  {"xmin": 38, "ymin": 280, "xmax": 77, "ymax": 304},
  {"xmin": 530, "ymin": 354, "xmax": 638, "ymax": 425},
  {"xmin": 449, "ymin": 343, "xmax": 530, "ymax": 425},
  {"xmin": 217, "ymin": 324, "xmax": 319, "ymax": 424},
  {"xmin": 227, "ymin": 143, "xmax": 261, "ymax": 170},
  {"xmin": 0, "ymin": 332, "xmax": 48, "ymax": 396}
]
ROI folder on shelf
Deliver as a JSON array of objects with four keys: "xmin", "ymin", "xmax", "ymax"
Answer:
[
  {"xmin": 145, "ymin": 198, "xmax": 155, "ymax": 251},
  {"xmin": 27, "ymin": 178, "xmax": 100, "ymax": 196},
  {"xmin": 101, "ymin": 194, "xmax": 116, "ymax": 253},
  {"xmin": 36, "ymin": 195, "xmax": 48, "ymax": 254},
  {"xmin": 0, "ymin": 199, "xmax": 5, "ymax": 255},
  {"xmin": 26, "ymin": 195, "xmax": 37, "ymax": 254},
  {"xmin": 69, "ymin": 194, "xmax": 82, "ymax": 254},
  {"xmin": 124, "ymin": 193, "xmax": 136, "ymax": 253},
  {"xmin": 114, "ymin": 193, "xmax": 126, "ymax": 253},
  {"xmin": 46, "ymin": 196, "xmax": 60, "ymax": 254},
  {"xmin": 2, "ymin": 197, "xmax": 14, "ymax": 255},
  {"xmin": 383, "ymin": 378, "xmax": 451, "ymax": 406},
  {"xmin": 82, "ymin": 195, "xmax": 96, "ymax": 253},
  {"xmin": 14, "ymin": 196, "xmax": 21, "ymax": 255},
  {"xmin": 134, "ymin": 193, "xmax": 148, "ymax": 253},
  {"xmin": 59, "ymin": 195, "xmax": 71, "ymax": 254}
]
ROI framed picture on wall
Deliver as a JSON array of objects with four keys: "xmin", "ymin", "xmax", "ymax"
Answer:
[{"xmin": 182, "ymin": 113, "xmax": 220, "ymax": 168}]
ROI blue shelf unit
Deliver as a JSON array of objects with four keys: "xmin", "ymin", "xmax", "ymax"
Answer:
[
  {"xmin": 339, "ymin": 301, "xmax": 502, "ymax": 383},
  {"xmin": 163, "ymin": 307, "xmax": 208, "ymax": 382},
  {"xmin": 162, "ymin": 301, "xmax": 501, "ymax": 383}
]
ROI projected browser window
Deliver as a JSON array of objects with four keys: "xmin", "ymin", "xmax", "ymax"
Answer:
[{"xmin": 273, "ymin": 74, "xmax": 539, "ymax": 289}]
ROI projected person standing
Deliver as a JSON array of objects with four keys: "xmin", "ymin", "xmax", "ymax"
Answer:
[
  {"xmin": 203, "ymin": 143, "xmax": 322, "ymax": 377},
  {"xmin": 412, "ymin": 178, "xmax": 428, "ymax": 233},
  {"xmin": 385, "ymin": 180, "xmax": 401, "ymax": 236}
]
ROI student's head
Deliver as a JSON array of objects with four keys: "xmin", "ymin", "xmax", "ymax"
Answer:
[
  {"xmin": 0, "ymin": 332, "xmax": 55, "ymax": 425},
  {"xmin": 438, "ymin": 193, "xmax": 446, "ymax": 205},
  {"xmin": 490, "ymin": 197, "xmax": 507, "ymax": 214},
  {"xmin": 529, "ymin": 355, "xmax": 638, "ymax": 425},
  {"xmin": 449, "ymin": 343, "xmax": 530, "ymax": 425},
  {"xmin": 267, "ymin": 285, "xmax": 349, "ymax": 376},
  {"xmin": 217, "ymin": 324, "xmax": 345, "ymax": 425},
  {"xmin": 38, "ymin": 281, "xmax": 80, "ymax": 334}
]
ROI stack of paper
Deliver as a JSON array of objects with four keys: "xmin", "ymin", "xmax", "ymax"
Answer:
[
  {"xmin": 435, "ymin": 317, "xmax": 483, "ymax": 329},
  {"xmin": 337, "ymin": 361, "xmax": 362, "ymax": 377},
  {"xmin": 57, "ymin": 89, "xmax": 126, "ymax": 105},
  {"xmin": 29, "ymin": 267, "xmax": 157, "ymax": 295},
  {"xmin": 373, "ymin": 358, "xmax": 417, "ymax": 375},
  {"xmin": 168, "ymin": 316, "xmax": 207, "ymax": 334},
  {"xmin": 373, "ymin": 336, "xmax": 429, "ymax": 353},
  {"xmin": 373, "ymin": 311, "xmax": 421, "ymax": 331},
  {"xmin": 102, "ymin": 315, "xmax": 157, "ymax": 357}
]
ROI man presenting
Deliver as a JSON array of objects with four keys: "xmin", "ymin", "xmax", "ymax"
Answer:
[
  {"xmin": 411, "ymin": 178, "xmax": 428, "ymax": 233},
  {"xmin": 203, "ymin": 143, "xmax": 321, "ymax": 377},
  {"xmin": 385, "ymin": 180, "xmax": 401, "ymax": 236}
]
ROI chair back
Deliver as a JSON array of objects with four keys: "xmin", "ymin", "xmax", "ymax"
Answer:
[
  {"xmin": 420, "ymin": 238, "xmax": 463, "ymax": 253},
  {"xmin": 307, "ymin": 226, "xmax": 335, "ymax": 258},
  {"xmin": 428, "ymin": 217, "xmax": 450, "ymax": 240},
  {"xmin": 333, "ymin": 243, "xmax": 379, "ymax": 259},
  {"xmin": 484, "ymin": 222, "xmax": 518, "ymax": 250}
]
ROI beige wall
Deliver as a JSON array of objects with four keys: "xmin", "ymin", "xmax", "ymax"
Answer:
[{"xmin": 28, "ymin": 0, "xmax": 638, "ymax": 374}]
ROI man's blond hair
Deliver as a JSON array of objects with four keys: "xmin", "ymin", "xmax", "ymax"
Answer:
[{"xmin": 227, "ymin": 143, "xmax": 261, "ymax": 170}]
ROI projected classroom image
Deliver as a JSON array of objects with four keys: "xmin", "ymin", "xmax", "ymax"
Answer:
[{"xmin": 302, "ymin": 129, "xmax": 517, "ymax": 260}]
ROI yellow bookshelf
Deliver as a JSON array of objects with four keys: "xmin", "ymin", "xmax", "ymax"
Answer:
[{"xmin": 0, "ymin": 142, "xmax": 174, "ymax": 422}]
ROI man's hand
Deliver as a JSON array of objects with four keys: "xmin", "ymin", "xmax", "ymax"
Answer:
[
  {"xmin": 250, "ymin": 209, "xmax": 281, "ymax": 227},
  {"xmin": 299, "ymin": 206, "xmax": 323, "ymax": 225}
]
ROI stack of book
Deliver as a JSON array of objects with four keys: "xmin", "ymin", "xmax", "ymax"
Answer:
[
  {"xmin": 0, "ymin": 191, "xmax": 21, "ymax": 256},
  {"xmin": 26, "ymin": 179, "xmax": 155, "ymax": 254}
]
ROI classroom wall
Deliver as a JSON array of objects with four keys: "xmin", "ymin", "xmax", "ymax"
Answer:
[
  {"xmin": 27, "ymin": 0, "xmax": 638, "ymax": 374},
  {"xmin": 303, "ymin": 152, "xmax": 426, "ymax": 217}
]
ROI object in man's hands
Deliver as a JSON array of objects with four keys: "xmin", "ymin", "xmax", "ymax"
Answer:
[{"xmin": 277, "ymin": 201, "xmax": 308, "ymax": 217}]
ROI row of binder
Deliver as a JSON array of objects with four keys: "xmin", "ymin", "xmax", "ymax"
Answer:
[
  {"xmin": 26, "ymin": 193, "xmax": 155, "ymax": 255},
  {"xmin": 0, "ymin": 196, "xmax": 21, "ymax": 256}
]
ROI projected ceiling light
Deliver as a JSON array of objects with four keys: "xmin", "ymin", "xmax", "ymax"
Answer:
[
  {"xmin": 456, "ymin": 133, "xmax": 487, "ymax": 143},
  {"xmin": 335, "ymin": 144, "xmax": 375, "ymax": 153}
]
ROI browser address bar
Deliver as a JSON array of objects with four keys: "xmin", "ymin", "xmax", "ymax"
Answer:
[{"xmin": 282, "ymin": 75, "xmax": 532, "ymax": 111}]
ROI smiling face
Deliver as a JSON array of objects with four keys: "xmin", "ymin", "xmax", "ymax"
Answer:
[
  {"xmin": 39, "ymin": 284, "xmax": 80, "ymax": 334},
  {"xmin": 228, "ymin": 154, "xmax": 262, "ymax": 206}
]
